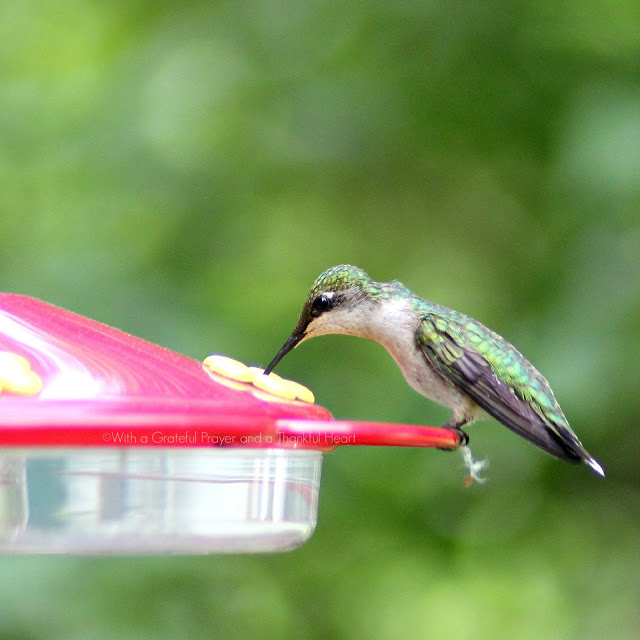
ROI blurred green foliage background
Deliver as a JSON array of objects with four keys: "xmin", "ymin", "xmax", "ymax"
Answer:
[{"xmin": 1, "ymin": 1, "xmax": 639, "ymax": 638}]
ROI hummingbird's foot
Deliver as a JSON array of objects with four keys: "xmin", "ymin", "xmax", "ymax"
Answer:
[
  {"xmin": 445, "ymin": 417, "xmax": 470, "ymax": 447},
  {"xmin": 437, "ymin": 422, "xmax": 469, "ymax": 451},
  {"xmin": 451, "ymin": 428, "xmax": 469, "ymax": 447}
]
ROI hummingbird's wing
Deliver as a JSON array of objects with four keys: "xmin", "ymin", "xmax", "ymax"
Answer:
[{"xmin": 416, "ymin": 314, "xmax": 586, "ymax": 463}]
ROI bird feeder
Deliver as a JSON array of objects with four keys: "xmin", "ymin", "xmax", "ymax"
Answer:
[{"xmin": 0, "ymin": 294, "xmax": 457, "ymax": 554}]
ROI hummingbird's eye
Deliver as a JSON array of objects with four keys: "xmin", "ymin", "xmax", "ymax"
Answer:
[{"xmin": 311, "ymin": 293, "xmax": 332, "ymax": 317}]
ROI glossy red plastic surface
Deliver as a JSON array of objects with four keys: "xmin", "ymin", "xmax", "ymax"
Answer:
[{"xmin": 0, "ymin": 295, "xmax": 458, "ymax": 451}]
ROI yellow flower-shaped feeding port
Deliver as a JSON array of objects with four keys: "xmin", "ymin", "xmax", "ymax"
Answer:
[
  {"xmin": 0, "ymin": 351, "xmax": 43, "ymax": 396},
  {"xmin": 203, "ymin": 355, "xmax": 315, "ymax": 404}
]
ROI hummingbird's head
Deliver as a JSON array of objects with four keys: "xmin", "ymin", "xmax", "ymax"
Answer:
[{"xmin": 264, "ymin": 265, "xmax": 378, "ymax": 374}]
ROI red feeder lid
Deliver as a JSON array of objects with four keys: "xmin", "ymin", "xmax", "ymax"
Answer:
[{"xmin": 0, "ymin": 294, "xmax": 458, "ymax": 451}]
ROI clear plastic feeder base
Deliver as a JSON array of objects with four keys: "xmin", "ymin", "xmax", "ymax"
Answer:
[{"xmin": 0, "ymin": 448, "xmax": 322, "ymax": 554}]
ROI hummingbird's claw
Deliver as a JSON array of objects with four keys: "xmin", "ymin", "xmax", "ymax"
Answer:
[
  {"xmin": 442, "ymin": 417, "xmax": 470, "ymax": 447},
  {"xmin": 436, "ymin": 426, "xmax": 469, "ymax": 451},
  {"xmin": 452, "ymin": 428, "xmax": 469, "ymax": 447}
]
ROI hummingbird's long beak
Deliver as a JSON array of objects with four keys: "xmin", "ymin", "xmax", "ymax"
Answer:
[{"xmin": 264, "ymin": 331, "xmax": 304, "ymax": 375}]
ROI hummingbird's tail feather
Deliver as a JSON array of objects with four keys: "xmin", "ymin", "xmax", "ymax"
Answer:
[
  {"xmin": 492, "ymin": 410, "xmax": 604, "ymax": 476},
  {"xmin": 584, "ymin": 457, "xmax": 605, "ymax": 477},
  {"xmin": 547, "ymin": 420, "xmax": 605, "ymax": 477},
  {"xmin": 494, "ymin": 410, "xmax": 605, "ymax": 476}
]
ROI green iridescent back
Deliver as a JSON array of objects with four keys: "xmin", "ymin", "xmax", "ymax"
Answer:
[{"xmin": 416, "ymin": 300, "xmax": 569, "ymax": 430}]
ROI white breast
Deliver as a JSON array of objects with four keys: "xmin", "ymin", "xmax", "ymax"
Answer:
[{"xmin": 370, "ymin": 299, "xmax": 472, "ymax": 415}]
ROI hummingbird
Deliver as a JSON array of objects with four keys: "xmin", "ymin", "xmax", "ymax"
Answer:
[{"xmin": 264, "ymin": 265, "xmax": 604, "ymax": 476}]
